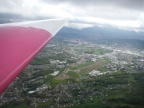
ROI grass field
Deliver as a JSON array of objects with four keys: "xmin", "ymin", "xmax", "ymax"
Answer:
[
  {"xmin": 30, "ymin": 57, "xmax": 50, "ymax": 65},
  {"xmin": 68, "ymin": 58, "xmax": 111, "ymax": 78},
  {"xmin": 70, "ymin": 62, "xmax": 95, "ymax": 70},
  {"xmin": 93, "ymin": 48, "xmax": 113, "ymax": 55},
  {"xmin": 2, "ymin": 102, "xmax": 28, "ymax": 108},
  {"xmin": 67, "ymin": 71, "xmax": 79, "ymax": 79},
  {"xmin": 84, "ymin": 47, "xmax": 113, "ymax": 55},
  {"xmin": 46, "ymin": 77, "xmax": 76, "ymax": 87},
  {"xmin": 38, "ymin": 100, "xmax": 53, "ymax": 107},
  {"xmin": 77, "ymin": 58, "xmax": 111, "ymax": 76}
]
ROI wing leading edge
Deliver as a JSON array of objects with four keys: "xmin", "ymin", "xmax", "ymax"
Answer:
[{"xmin": 0, "ymin": 18, "xmax": 67, "ymax": 94}]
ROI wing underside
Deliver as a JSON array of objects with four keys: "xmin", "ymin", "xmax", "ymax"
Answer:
[{"xmin": 0, "ymin": 18, "xmax": 67, "ymax": 94}]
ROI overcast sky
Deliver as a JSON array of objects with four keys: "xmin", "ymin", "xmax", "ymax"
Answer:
[{"xmin": 0, "ymin": 0, "xmax": 144, "ymax": 31}]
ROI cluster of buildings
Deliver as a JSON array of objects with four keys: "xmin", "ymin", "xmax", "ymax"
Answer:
[{"xmin": 0, "ymin": 39, "xmax": 144, "ymax": 107}]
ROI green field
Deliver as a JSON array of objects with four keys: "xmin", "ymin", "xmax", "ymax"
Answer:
[
  {"xmin": 67, "ymin": 71, "xmax": 79, "ymax": 79},
  {"xmin": 69, "ymin": 58, "xmax": 111, "ymax": 78},
  {"xmin": 38, "ymin": 100, "xmax": 53, "ymax": 107},
  {"xmin": 70, "ymin": 61, "xmax": 95, "ymax": 70},
  {"xmin": 78, "ymin": 58, "xmax": 111, "ymax": 76},
  {"xmin": 46, "ymin": 78, "xmax": 69, "ymax": 87},
  {"xmin": 84, "ymin": 47, "xmax": 113, "ymax": 55},
  {"xmin": 30, "ymin": 57, "xmax": 50, "ymax": 65},
  {"xmin": 1, "ymin": 102, "xmax": 28, "ymax": 108}
]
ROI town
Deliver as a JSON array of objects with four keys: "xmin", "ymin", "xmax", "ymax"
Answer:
[{"xmin": 0, "ymin": 38, "xmax": 144, "ymax": 108}]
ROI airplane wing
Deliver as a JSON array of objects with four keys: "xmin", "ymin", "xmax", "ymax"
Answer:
[{"xmin": 0, "ymin": 18, "xmax": 67, "ymax": 94}]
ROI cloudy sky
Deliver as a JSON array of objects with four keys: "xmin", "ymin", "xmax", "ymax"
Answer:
[{"xmin": 0, "ymin": 0, "xmax": 144, "ymax": 31}]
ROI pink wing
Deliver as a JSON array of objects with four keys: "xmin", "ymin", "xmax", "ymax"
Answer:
[{"xmin": 0, "ymin": 18, "xmax": 67, "ymax": 94}]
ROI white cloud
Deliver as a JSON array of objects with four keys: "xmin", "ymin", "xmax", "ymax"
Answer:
[{"xmin": 65, "ymin": 22, "xmax": 94, "ymax": 29}]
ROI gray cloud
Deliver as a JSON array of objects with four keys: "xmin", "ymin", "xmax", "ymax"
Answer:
[
  {"xmin": 43, "ymin": 0, "xmax": 144, "ymax": 11},
  {"xmin": 0, "ymin": 13, "xmax": 24, "ymax": 23},
  {"xmin": 41, "ymin": 0, "xmax": 144, "ymax": 21},
  {"xmin": 0, "ymin": 0, "xmax": 22, "ymax": 10},
  {"xmin": 0, "ymin": 0, "xmax": 144, "ymax": 31},
  {"xmin": 0, "ymin": 12, "xmax": 50, "ymax": 24}
]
